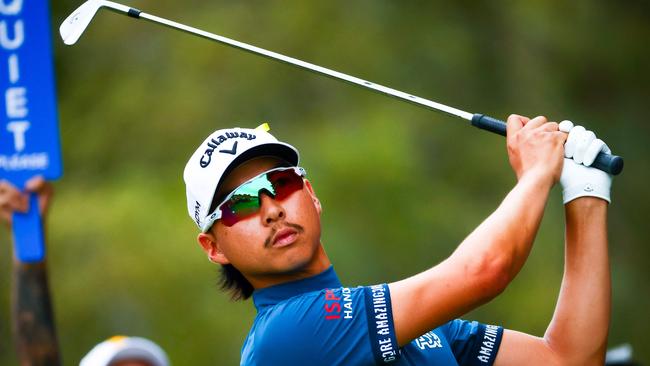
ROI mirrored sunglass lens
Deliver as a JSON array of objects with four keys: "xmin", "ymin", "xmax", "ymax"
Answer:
[
  {"xmin": 268, "ymin": 170, "xmax": 303, "ymax": 200},
  {"xmin": 239, "ymin": 175, "xmax": 277, "ymax": 196},
  {"xmin": 220, "ymin": 194, "xmax": 259, "ymax": 226},
  {"xmin": 229, "ymin": 194, "xmax": 259, "ymax": 213},
  {"xmin": 218, "ymin": 169, "xmax": 303, "ymax": 227},
  {"xmin": 218, "ymin": 174, "xmax": 275, "ymax": 226}
]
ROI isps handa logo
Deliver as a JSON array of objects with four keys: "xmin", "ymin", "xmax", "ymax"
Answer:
[
  {"xmin": 199, "ymin": 131, "xmax": 257, "ymax": 168},
  {"xmin": 323, "ymin": 288, "xmax": 353, "ymax": 320}
]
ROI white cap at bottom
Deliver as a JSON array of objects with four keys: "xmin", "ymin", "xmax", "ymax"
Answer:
[{"xmin": 80, "ymin": 336, "xmax": 170, "ymax": 366}]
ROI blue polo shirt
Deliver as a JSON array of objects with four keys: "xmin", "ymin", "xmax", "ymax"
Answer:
[{"xmin": 241, "ymin": 266, "xmax": 503, "ymax": 365}]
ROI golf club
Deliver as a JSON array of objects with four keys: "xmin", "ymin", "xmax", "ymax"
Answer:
[{"xmin": 59, "ymin": 0, "xmax": 624, "ymax": 175}]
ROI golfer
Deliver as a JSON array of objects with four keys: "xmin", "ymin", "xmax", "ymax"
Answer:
[{"xmin": 184, "ymin": 115, "xmax": 613, "ymax": 365}]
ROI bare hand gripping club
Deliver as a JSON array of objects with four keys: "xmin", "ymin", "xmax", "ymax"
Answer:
[{"xmin": 60, "ymin": 0, "xmax": 624, "ymax": 175}]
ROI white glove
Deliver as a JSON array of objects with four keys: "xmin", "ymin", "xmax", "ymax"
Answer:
[{"xmin": 558, "ymin": 120, "xmax": 612, "ymax": 204}]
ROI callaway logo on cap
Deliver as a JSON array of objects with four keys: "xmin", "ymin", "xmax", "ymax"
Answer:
[{"xmin": 183, "ymin": 123, "xmax": 299, "ymax": 231}]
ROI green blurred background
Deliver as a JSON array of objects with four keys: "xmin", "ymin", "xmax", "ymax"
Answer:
[{"xmin": 2, "ymin": 0, "xmax": 649, "ymax": 364}]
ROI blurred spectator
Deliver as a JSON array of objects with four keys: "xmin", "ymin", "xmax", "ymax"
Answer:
[{"xmin": 80, "ymin": 336, "xmax": 170, "ymax": 366}]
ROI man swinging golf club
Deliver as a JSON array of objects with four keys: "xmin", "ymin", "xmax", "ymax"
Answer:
[
  {"xmin": 183, "ymin": 116, "xmax": 613, "ymax": 365},
  {"xmin": 57, "ymin": 3, "xmax": 616, "ymax": 364}
]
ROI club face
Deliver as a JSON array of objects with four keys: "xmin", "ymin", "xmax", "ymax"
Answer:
[{"xmin": 59, "ymin": 0, "xmax": 104, "ymax": 45}]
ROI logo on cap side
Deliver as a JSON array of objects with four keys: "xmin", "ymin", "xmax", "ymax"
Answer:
[
  {"xmin": 200, "ymin": 131, "xmax": 257, "ymax": 168},
  {"xmin": 194, "ymin": 201, "xmax": 202, "ymax": 226}
]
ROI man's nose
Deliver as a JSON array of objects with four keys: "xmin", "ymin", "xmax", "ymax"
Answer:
[{"xmin": 259, "ymin": 191, "xmax": 285, "ymax": 225}]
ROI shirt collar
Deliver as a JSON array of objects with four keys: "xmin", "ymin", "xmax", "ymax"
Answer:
[{"xmin": 252, "ymin": 266, "xmax": 341, "ymax": 310}]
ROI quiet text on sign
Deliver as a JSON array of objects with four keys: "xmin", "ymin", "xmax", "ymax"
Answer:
[{"xmin": 1, "ymin": 0, "xmax": 50, "ymax": 172}]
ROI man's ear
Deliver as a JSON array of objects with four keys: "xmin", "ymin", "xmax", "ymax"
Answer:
[
  {"xmin": 304, "ymin": 179, "xmax": 322, "ymax": 215},
  {"xmin": 197, "ymin": 231, "xmax": 230, "ymax": 265}
]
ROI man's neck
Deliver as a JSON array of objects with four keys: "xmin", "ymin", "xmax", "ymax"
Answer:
[{"xmin": 248, "ymin": 244, "xmax": 331, "ymax": 290}]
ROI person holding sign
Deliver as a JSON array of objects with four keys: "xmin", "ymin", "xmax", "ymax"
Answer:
[
  {"xmin": 0, "ymin": 176, "xmax": 60, "ymax": 365},
  {"xmin": 1, "ymin": 0, "xmax": 64, "ymax": 361}
]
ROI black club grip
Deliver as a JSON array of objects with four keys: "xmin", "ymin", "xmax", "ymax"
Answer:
[{"xmin": 471, "ymin": 114, "xmax": 624, "ymax": 175}]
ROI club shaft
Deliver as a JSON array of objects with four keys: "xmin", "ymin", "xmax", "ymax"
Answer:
[
  {"xmin": 111, "ymin": 6, "xmax": 474, "ymax": 121},
  {"xmin": 100, "ymin": 1, "xmax": 623, "ymax": 176}
]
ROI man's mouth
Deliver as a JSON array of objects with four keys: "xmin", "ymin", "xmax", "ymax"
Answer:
[{"xmin": 271, "ymin": 227, "xmax": 299, "ymax": 247}]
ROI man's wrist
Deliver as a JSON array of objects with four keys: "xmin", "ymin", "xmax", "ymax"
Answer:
[
  {"xmin": 565, "ymin": 196, "xmax": 608, "ymax": 218},
  {"xmin": 518, "ymin": 168, "xmax": 555, "ymax": 192}
]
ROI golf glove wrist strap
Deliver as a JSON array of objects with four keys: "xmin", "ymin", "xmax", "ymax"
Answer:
[{"xmin": 561, "ymin": 162, "xmax": 611, "ymax": 204}]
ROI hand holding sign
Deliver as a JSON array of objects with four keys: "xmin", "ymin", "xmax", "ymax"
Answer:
[
  {"xmin": 1, "ymin": 176, "xmax": 54, "ymax": 261},
  {"xmin": 0, "ymin": 177, "xmax": 53, "ymax": 227}
]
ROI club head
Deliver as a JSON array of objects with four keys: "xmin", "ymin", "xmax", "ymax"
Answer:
[{"xmin": 59, "ymin": 0, "xmax": 104, "ymax": 45}]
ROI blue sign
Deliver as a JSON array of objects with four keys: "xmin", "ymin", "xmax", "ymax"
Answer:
[{"xmin": 0, "ymin": 0, "xmax": 62, "ymax": 262}]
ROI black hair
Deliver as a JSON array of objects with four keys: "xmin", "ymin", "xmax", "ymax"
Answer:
[{"xmin": 218, "ymin": 264, "xmax": 254, "ymax": 301}]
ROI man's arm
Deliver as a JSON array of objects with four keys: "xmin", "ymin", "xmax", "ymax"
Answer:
[
  {"xmin": 494, "ymin": 197, "xmax": 609, "ymax": 365},
  {"xmin": 389, "ymin": 115, "xmax": 567, "ymax": 345},
  {"xmin": 1, "ymin": 178, "xmax": 61, "ymax": 365},
  {"xmin": 12, "ymin": 259, "xmax": 62, "ymax": 365}
]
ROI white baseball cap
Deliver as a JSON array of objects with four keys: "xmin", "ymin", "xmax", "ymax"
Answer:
[
  {"xmin": 183, "ymin": 123, "xmax": 299, "ymax": 232},
  {"xmin": 79, "ymin": 336, "xmax": 170, "ymax": 366}
]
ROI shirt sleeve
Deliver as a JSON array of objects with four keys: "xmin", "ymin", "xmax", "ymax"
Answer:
[
  {"xmin": 442, "ymin": 319, "xmax": 503, "ymax": 366},
  {"xmin": 363, "ymin": 284, "xmax": 401, "ymax": 363},
  {"xmin": 250, "ymin": 284, "xmax": 400, "ymax": 365}
]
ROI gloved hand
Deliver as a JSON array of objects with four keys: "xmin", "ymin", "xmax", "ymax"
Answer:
[{"xmin": 558, "ymin": 121, "xmax": 612, "ymax": 204}]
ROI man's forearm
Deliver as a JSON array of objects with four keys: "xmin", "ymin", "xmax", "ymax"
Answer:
[
  {"xmin": 12, "ymin": 259, "xmax": 61, "ymax": 365},
  {"xmin": 452, "ymin": 171, "xmax": 553, "ymax": 288},
  {"xmin": 544, "ymin": 198, "xmax": 610, "ymax": 364},
  {"xmin": 391, "ymin": 172, "xmax": 555, "ymax": 344},
  {"xmin": 390, "ymin": 116, "xmax": 568, "ymax": 345}
]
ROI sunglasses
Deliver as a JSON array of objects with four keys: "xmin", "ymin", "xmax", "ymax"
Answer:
[{"xmin": 202, "ymin": 166, "xmax": 307, "ymax": 231}]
